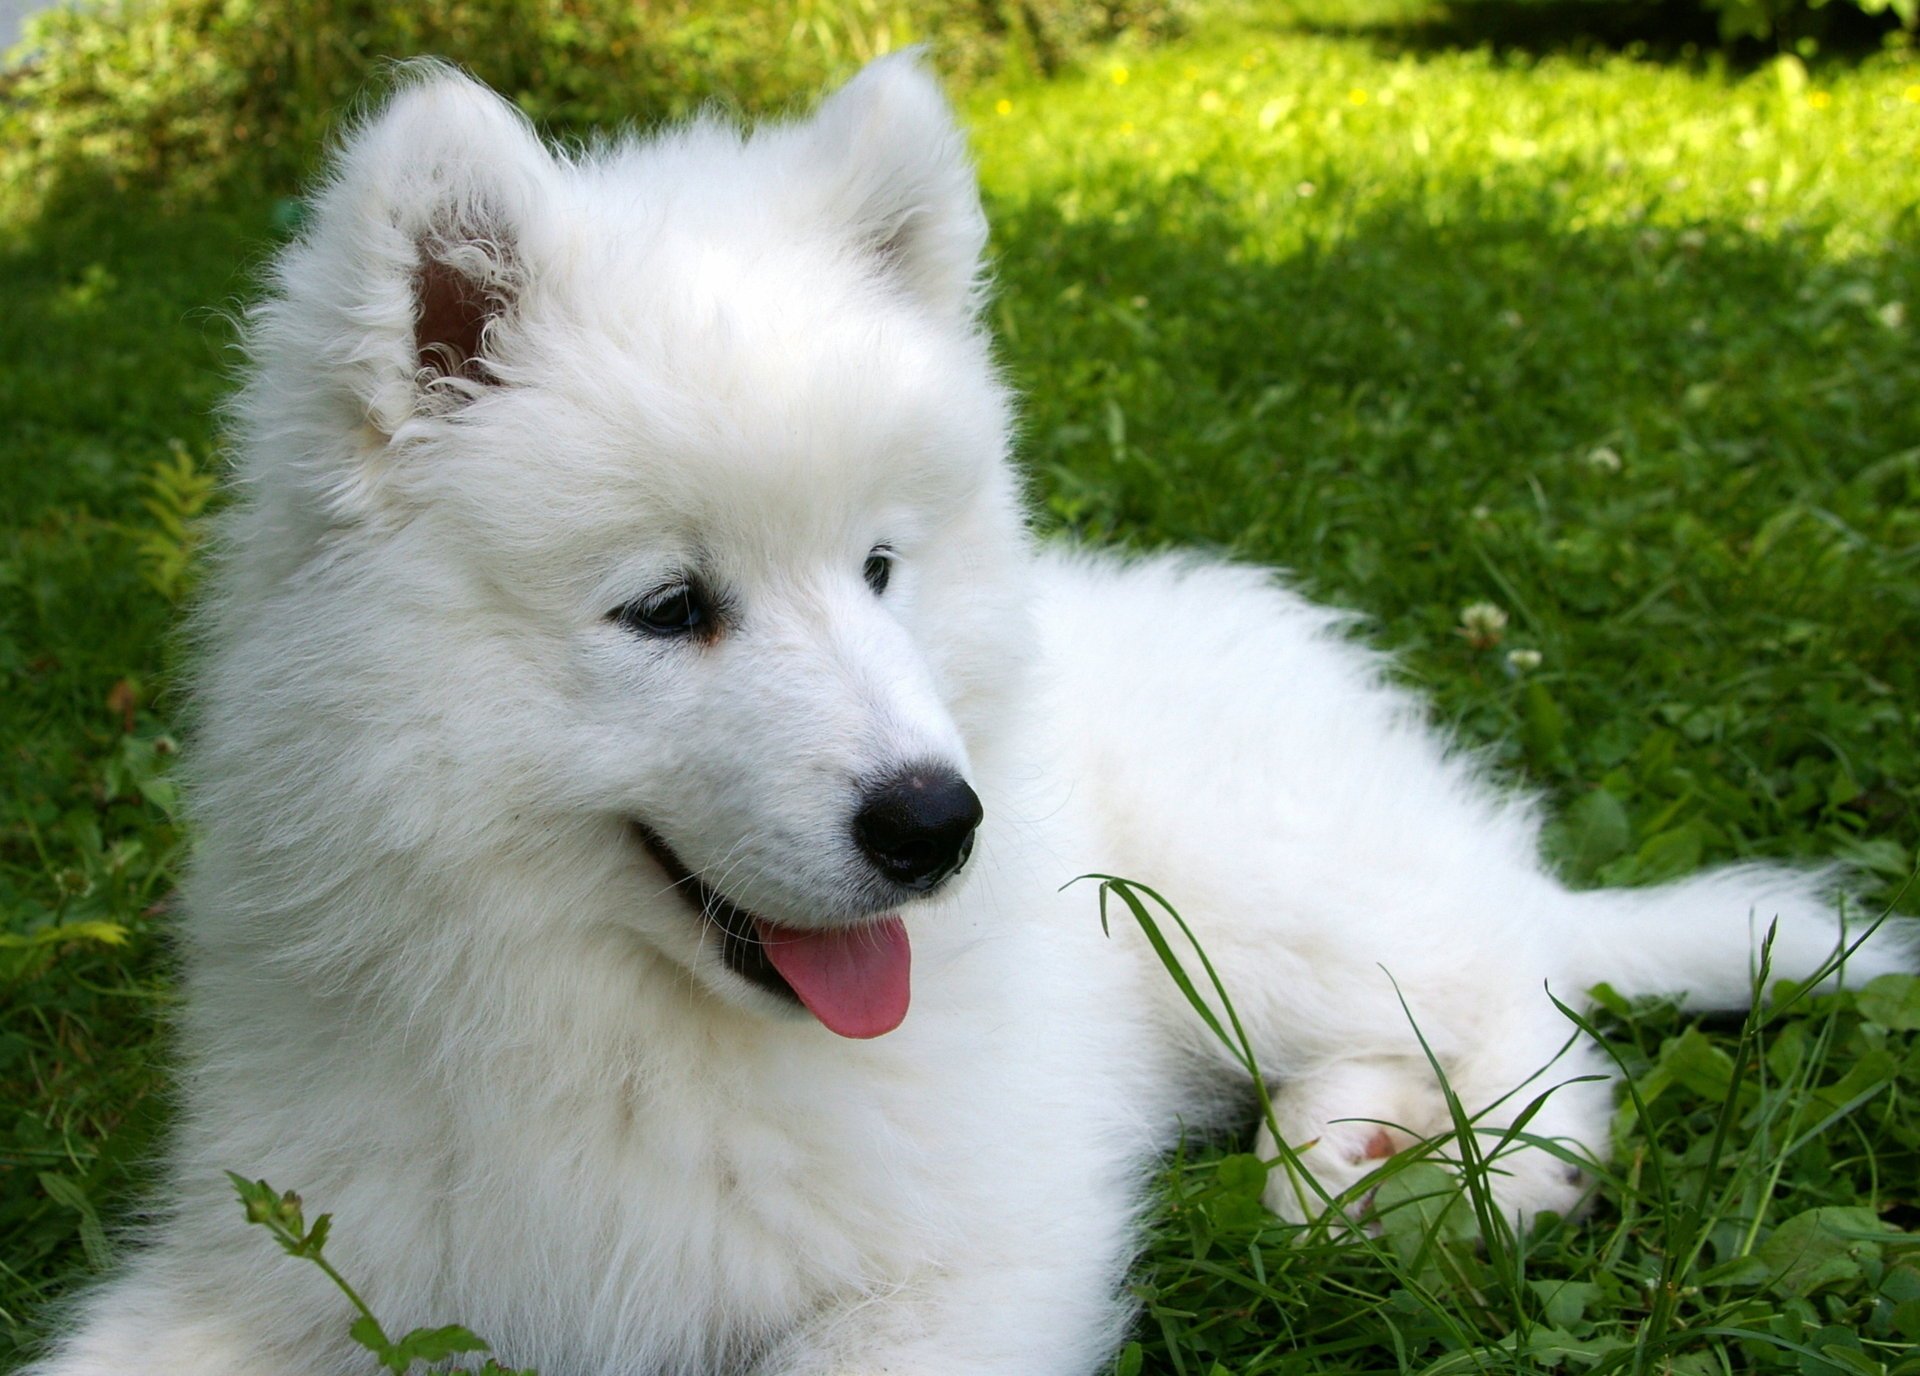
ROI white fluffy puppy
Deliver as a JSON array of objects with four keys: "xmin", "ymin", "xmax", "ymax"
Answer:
[{"xmin": 31, "ymin": 55, "xmax": 1911, "ymax": 1376}]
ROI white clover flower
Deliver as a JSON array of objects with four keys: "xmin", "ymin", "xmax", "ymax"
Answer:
[
  {"xmin": 1585, "ymin": 445, "xmax": 1623, "ymax": 473},
  {"xmin": 1459, "ymin": 601, "xmax": 1509, "ymax": 649},
  {"xmin": 1879, "ymin": 301, "xmax": 1907, "ymax": 330},
  {"xmin": 1507, "ymin": 648, "xmax": 1543, "ymax": 671}
]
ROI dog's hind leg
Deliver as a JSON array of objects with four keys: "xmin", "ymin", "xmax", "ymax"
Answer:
[
  {"xmin": 1255, "ymin": 1008, "xmax": 1612, "ymax": 1233},
  {"xmin": 1255, "ymin": 1057, "xmax": 1430, "ymax": 1225},
  {"xmin": 1417, "ymin": 1007, "xmax": 1612, "ymax": 1231}
]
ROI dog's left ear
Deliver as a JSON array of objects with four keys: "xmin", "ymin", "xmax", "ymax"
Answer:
[{"xmin": 799, "ymin": 52, "xmax": 988, "ymax": 319}]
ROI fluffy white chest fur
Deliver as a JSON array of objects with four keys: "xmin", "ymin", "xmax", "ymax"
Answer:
[{"xmin": 32, "ymin": 54, "xmax": 1911, "ymax": 1376}]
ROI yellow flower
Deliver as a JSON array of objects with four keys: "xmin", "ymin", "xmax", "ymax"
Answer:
[
  {"xmin": 1807, "ymin": 90, "xmax": 1831, "ymax": 109},
  {"xmin": 1119, "ymin": 121, "xmax": 1135, "ymax": 136},
  {"xmin": 1348, "ymin": 88, "xmax": 1369, "ymax": 105},
  {"xmin": 995, "ymin": 98, "xmax": 1012, "ymax": 116},
  {"xmin": 1904, "ymin": 84, "xmax": 1920, "ymax": 103},
  {"xmin": 1111, "ymin": 66, "xmax": 1130, "ymax": 86}
]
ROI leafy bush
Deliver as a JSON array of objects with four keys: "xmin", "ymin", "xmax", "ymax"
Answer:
[
  {"xmin": 0, "ymin": 0, "xmax": 1185, "ymax": 206},
  {"xmin": 1445, "ymin": 0, "xmax": 1920, "ymax": 44},
  {"xmin": 1707, "ymin": 0, "xmax": 1917, "ymax": 42}
]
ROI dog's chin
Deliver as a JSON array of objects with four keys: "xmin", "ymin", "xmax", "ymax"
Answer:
[{"xmin": 628, "ymin": 821, "xmax": 808, "ymax": 1011}]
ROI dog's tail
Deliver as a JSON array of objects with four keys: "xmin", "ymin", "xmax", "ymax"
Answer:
[{"xmin": 1562, "ymin": 863, "xmax": 1917, "ymax": 1010}]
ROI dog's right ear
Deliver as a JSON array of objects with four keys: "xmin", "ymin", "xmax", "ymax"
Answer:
[{"xmin": 275, "ymin": 63, "xmax": 560, "ymax": 441}]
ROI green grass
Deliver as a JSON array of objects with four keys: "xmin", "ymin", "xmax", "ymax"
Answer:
[
  {"xmin": 1, "ymin": 189, "xmax": 252, "ymax": 1349},
  {"xmin": 4, "ymin": 0, "xmax": 1920, "ymax": 1370},
  {"xmin": 976, "ymin": 9, "xmax": 1920, "ymax": 891}
]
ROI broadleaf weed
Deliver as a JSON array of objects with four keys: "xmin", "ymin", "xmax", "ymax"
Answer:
[{"xmin": 227, "ymin": 1175, "xmax": 536, "ymax": 1376}]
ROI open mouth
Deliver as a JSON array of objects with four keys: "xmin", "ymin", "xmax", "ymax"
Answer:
[{"xmin": 629, "ymin": 821, "xmax": 912, "ymax": 1039}]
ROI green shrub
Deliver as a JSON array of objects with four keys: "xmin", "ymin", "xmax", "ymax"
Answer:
[
  {"xmin": 0, "ymin": 0, "xmax": 1185, "ymax": 208},
  {"xmin": 1448, "ymin": 0, "xmax": 1920, "ymax": 44},
  {"xmin": 1706, "ymin": 0, "xmax": 1916, "ymax": 41}
]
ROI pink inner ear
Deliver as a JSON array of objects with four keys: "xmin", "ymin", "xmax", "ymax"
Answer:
[{"xmin": 414, "ymin": 253, "xmax": 502, "ymax": 384}]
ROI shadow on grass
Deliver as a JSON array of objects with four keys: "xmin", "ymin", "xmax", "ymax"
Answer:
[
  {"xmin": 0, "ymin": 166, "xmax": 277, "ymax": 1366},
  {"xmin": 0, "ymin": 167, "xmax": 278, "ymax": 524},
  {"xmin": 989, "ymin": 186, "xmax": 1919, "ymax": 836}
]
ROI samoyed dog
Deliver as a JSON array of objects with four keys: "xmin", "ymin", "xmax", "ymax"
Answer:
[{"xmin": 35, "ymin": 54, "xmax": 1911, "ymax": 1376}]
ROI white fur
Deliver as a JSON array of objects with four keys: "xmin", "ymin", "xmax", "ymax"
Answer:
[{"xmin": 31, "ymin": 56, "xmax": 1914, "ymax": 1376}]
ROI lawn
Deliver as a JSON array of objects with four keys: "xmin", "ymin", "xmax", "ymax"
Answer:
[{"xmin": 4, "ymin": 0, "xmax": 1919, "ymax": 1370}]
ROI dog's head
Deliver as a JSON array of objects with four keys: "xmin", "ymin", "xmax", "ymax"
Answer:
[{"xmin": 224, "ymin": 57, "xmax": 1027, "ymax": 1036}]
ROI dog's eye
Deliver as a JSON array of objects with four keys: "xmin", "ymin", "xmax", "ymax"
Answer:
[
  {"xmin": 863, "ymin": 547, "xmax": 894, "ymax": 596},
  {"xmin": 612, "ymin": 583, "xmax": 711, "ymax": 639}
]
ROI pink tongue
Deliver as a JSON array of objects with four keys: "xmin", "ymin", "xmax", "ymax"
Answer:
[{"xmin": 755, "ymin": 916, "xmax": 910, "ymax": 1039}]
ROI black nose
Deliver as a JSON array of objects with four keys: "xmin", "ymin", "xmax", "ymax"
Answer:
[{"xmin": 854, "ymin": 767, "xmax": 983, "ymax": 891}]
